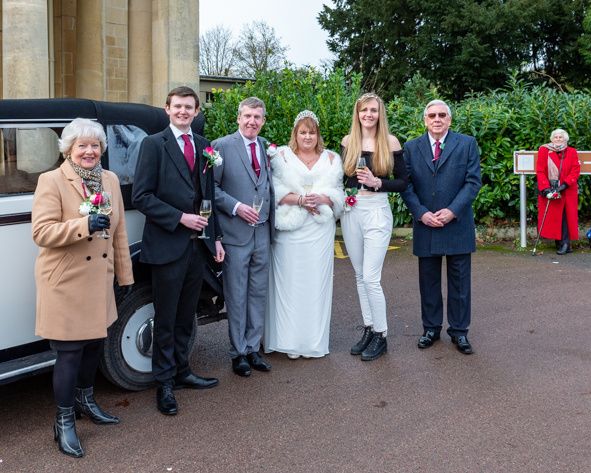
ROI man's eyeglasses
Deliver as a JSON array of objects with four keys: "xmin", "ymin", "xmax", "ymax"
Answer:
[{"xmin": 426, "ymin": 112, "xmax": 448, "ymax": 119}]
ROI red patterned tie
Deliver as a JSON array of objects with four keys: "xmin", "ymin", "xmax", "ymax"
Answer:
[
  {"xmin": 433, "ymin": 140, "xmax": 441, "ymax": 161},
  {"xmin": 181, "ymin": 134, "xmax": 195, "ymax": 172},
  {"xmin": 249, "ymin": 142, "xmax": 260, "ymax": 177}
]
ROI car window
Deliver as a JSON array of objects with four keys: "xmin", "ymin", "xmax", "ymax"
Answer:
[
  {"xmin": 106, "ymin": 125, "xmax": 147, "ymax": 185},
  {"xmin": 0, "ymin": 128, "xmax": 62, "ymax": 195}
]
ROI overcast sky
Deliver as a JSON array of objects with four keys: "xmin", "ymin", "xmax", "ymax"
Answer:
[{"xmin": 199, "ymin": 0, "xmax": 335, "ymax": 68}]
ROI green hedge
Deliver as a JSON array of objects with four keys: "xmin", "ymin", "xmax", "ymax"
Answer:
[{"xmin": 204, "ymin": 69, "xmax": 591, "ymax": 227}]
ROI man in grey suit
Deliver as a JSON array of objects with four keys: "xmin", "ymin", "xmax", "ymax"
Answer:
[
  {"xmin": 401, "ymin": 99, "xmax": 481, "ymax": 355},
  {"xmin": 213, "ymin": 97, "xmax": 274, "ymax": 376}
]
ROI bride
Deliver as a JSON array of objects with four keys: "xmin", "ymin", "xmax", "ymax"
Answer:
[{"xmin": 264, "ymin": 110, "xmax": 344, "ymax": 359}]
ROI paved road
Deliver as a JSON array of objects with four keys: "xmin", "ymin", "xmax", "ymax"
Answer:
[{"xmin": 1, "ymin": 240, "xmax": 590, "ymax": 473}]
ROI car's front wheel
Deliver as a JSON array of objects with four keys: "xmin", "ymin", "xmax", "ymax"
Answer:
[{"xmin": 100, "ymin": 282, "xmax": 195, "ymax": 391}]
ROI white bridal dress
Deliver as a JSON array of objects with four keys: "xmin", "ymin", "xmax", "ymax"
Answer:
[{"xmin": 265, "ymin": 146, "xmax": 344, "ymax": 358}]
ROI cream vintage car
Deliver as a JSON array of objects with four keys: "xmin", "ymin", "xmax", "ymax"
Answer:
[{"xmin": 0, "ymin": 98, "xmax": 223, "ymax": 391}]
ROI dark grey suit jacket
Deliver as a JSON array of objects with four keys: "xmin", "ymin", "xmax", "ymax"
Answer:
[
  {"xmin": 401, "ymin": 130, "xmax": 482, "ymax": 257},
  {"xmin": 132, "ymin": 126, "xmax": 220, "ymax": 264}
]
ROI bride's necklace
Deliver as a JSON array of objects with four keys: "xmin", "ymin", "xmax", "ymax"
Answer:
[{"xmin": 299, "ymin": 153, "xmax": 319, "ymax": 166}]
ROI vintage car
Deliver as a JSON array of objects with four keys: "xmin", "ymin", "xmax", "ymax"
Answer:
[{"xmin": 0, "ymin": 98, "xmax": 224, "ymax": 391}]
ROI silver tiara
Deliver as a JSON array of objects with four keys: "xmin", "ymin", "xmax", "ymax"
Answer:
[{"xmin": 293, "ymin": 110, "xmax": 319, "ymax": 127}]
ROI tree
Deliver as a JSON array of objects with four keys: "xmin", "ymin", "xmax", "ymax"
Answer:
[
  {"xmin": 199, "ymin": 25, "xmax": 236, "ymax": 76},
  {"xmin": 318, "ymin": 0, "xmax": 591, "ymax": 99},
  {"xmin": 233, "ymin": 21, "xmax": 289, "ymax": 78}
]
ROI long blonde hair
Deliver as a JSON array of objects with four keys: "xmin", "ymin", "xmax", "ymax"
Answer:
[{"xmin": 343, "ymin": 93, "xmax": 393, "ymax": 177}]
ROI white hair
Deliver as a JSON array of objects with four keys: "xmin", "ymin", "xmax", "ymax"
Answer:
[
  {"xmin": 423, "ymin": 99, "xmax": 452, "ymax": 118},
  {"xmin": 59, "ymin": 118, "xmax": 107, "ymax": 155},
  {"xmin": 550, "ymin": 128, "xmax": 569, "ymax": 143}
]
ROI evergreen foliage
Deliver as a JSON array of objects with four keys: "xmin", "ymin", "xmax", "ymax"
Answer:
[{"xmin": 204, "ymin": 69, "xmax": 591, "ymax": 227}]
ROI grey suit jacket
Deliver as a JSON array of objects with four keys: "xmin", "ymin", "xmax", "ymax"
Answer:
[
  {"xmin": 212, "ymin": 131, "xmax": 275, "ymax": 246},
  {"xmin": 401, "ymin": 130, "xmax": 482, "ymax": 257}
]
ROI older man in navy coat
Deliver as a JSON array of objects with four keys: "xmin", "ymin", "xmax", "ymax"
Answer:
[{"xmin": 402, "ymin": 100, "xmax": 481, "ymax": 354}]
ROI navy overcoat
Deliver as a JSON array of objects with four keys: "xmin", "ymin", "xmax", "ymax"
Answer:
[{"xmin": 401, "ymin": 131, "xmax": 482, "ymax": 257}]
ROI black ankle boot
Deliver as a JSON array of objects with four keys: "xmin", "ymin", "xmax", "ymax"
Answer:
[
  {"xmin": 361, "ymin": 332, "xmax": 387, "ymax": 361},
  {"xmin": 75, "ymin": 387, "xmax": 119, "ymax": 425},
  {"xmin": 54, "ymin": 406, "xmax": 84, "ymax": 458},
  {"xmin": 350, "ymin": 326, "xmax": 374, "ymax": 355}
]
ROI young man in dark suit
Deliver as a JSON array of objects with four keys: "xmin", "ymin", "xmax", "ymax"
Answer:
[
  {"xmin": 132, "ymin": 86, "xmax": 224, "ymax": 415},
  {"xmin": 402, "ymin": 100, "xmax": 481, "ymax": 355}
]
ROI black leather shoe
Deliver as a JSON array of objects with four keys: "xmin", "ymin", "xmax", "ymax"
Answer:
[
  {"xmin": 556, "ymin": 242, "xmax": 572, "ymax": 255},
  {"xmin": 156, "ymin": 383, "xmax": 177, "ymax": 415},
  {"xmin": 418, "ymin": 330, "xmax": 440, "ymax": 349},
  {"xmin": 360, "ymin": 332, "xmax": 387, "ymax": 361},
  {"xmin": 451, "ymin": 335, "xmax": 474, "ymax": 355},
  {"xmin": 232, "ymin": 355, "xmax": 252, "ymax": 377},
  {"xmin": 350, "ymin": 326, "xmax": 374, "ymax": 355},
  {"xmin": 174, "ymin": 372, "xmax": 219, "ymax": 390},
  {"xmin": 246, "ymin": 352, "xmax": 272, "ymax": 372}
]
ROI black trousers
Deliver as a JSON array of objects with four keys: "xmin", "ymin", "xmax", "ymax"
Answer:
[
  {"xmin": 418, "ymin": 253, "xmax": 472, "ymax": 337},
  {"xmin": 151, "ymin": 240, "xmax": 206, "ymax": 384}
]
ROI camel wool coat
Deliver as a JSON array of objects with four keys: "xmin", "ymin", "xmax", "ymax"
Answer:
[{"xmin": 32, "ymin": 161, "xmax": 133, "ymax": 341}]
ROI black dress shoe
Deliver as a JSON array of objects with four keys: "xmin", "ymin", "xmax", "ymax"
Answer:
[
  {"xmin": 156, "ymin": 383, "xmax": 178, "ymax": 415},
  {"xmin": 246, "ymin": 352, "xmax": 272, "ymax": 372},
  {"xmin": 232, "ymin": 355, "xmax": 252, "ymax": 377},
  {"xmin": 174, "ymin": 372, "xmax": 219, "ymax": 390},
  {"xmin": 418, "ymin": 330, "xmax": 440, "ymax": 349},
  {"xmin": 451, "ymin": 335, "xmax": 474, "ymax": 355}
]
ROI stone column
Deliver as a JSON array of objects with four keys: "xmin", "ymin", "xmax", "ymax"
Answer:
[
  {"xmin": 76, "ymin": 0, "xmax": 105, "ymax": 100},
  {"xmin": 128, "ymin": 0, "xmax": 152, "ymax": 104},
  {"xmin": 152, "ymin": 0, "xmax": 199, "ymax": 104},
  {"xmin": 2, "ymin": 0, "xmax": 49, "ymax": 98}
]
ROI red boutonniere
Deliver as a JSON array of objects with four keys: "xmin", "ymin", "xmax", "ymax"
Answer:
[{"xmin": 202, "ymin": 146, "xmax": 223, "ymax": 174}]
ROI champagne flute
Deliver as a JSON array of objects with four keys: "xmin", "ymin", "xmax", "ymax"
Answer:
[
  {"xmin": 356, "ymin": 157, "xmax": 367, "ymax": 190},
  {"xmin": 250, "ymin": 195, "xmax": 264, "ymax": 227},
  {"xmin": 198, "ymin": 200, "xmax": 211, "ymax": 239},
  {"xmin": 302, "ymin": 175, "xmax": 314, "ymax": 195},
  {"xmin": 98, "ymin": 191, "xmax": 112, "ymax": 239}
]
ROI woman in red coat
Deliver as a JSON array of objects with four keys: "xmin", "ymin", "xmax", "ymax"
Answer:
[{"xmin": 536, "ymin": 129, "xmax": 581, "ymax": 254}]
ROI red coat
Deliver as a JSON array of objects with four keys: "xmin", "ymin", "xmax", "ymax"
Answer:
[{"xmin": 536, "ymin": 145, "xmax": 580, "ymax": 240}]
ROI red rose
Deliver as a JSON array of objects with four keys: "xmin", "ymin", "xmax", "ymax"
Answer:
[
  {"xmin": 345, "ymin": 195, "xmax": 357, "ymax": 207},
  {"xmin": 91, "ymin": 193, "xmax": 102, "ymax": 206},
  {"xmin": 205, "ymin": 146, "xmax": 214, "ymax": 155}
]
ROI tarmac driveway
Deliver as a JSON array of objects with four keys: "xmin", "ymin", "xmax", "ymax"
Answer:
[{"xmin": 0, "ymin": 240, "xmax": 590, "ymax": 473}]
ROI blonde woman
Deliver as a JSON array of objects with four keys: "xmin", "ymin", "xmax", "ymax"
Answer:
[{"xmin": 341, "ymin": 93, "xmax": 409, "ymax": 361}]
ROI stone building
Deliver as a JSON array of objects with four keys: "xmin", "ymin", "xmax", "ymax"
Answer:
[{"xmin": 0, "ymin": 0, "xmax": 200, "ymax": 105}]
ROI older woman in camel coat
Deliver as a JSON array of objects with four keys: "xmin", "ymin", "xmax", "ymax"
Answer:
[{"xmin": 32, "ymin": 118, "xmax": 133, "ymax": 458}]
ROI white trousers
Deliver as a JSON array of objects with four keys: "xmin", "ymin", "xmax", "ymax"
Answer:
[{"xmin": 341, "ymin": 193, "xmax": 392, "ymax": 335}]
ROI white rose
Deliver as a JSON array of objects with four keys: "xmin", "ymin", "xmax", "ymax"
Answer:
[{"xmin": 79, "ymin": 202, "xmax": 92, "ymax": 216}]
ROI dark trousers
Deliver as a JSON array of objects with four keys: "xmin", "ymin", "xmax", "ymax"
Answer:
[
  {"xmin": 51, "ymin": 339, "xmax": 103, "ymax": 407},
  {"xmin": 418, "ymin": 254, "xmax": 471, "ymax": 337},
  {"xmin": 151, "ymin": 240, "xmax": 206, "ymax": 384}
]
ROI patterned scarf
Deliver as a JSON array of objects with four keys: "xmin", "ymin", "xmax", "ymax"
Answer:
[
  {"xmin": 542, "ymin": 142, "xmax": 567, "ymax": 153},
  {"xmin": 67, "ymin": 157, "xmax": 103, "ymax": 194}
]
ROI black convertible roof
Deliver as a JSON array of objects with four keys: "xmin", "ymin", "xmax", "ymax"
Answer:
[{"xmin": 0, "ymin": 98, "xmax": 205, "ymax": 136}]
